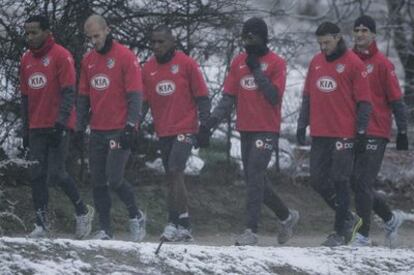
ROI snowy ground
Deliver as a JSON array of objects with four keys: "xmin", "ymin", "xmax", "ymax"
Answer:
[{"xmin": 1, "ymin": 236, "xmax": 414, "ymax": 275}]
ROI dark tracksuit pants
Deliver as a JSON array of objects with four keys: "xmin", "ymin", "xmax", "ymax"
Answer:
[
  {"xmin": 159, "ymin": 134, "xmax": 194, "ymax": 229},
  {"xmin": 240, "ymin": 132, "xmax": 290, "ymax": 233},
  {"xmin": 310, "ymin": 137, "xmax": 354, "ymax": 236},
  {"xmin": 352, "ymin": 138, "xmax": 393, "ymax": 237},
  {"xmin": 29, "ymin": 129, "xmax": 84, "ymax": 226},
  {"xmin": 89, "ymin": 130, "xmax": 139, "ymax": 236}
]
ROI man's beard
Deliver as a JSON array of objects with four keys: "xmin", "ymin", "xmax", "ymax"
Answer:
[{"xmin": 244, "ymin": 44, "xmax": 268, "ymax": 56}]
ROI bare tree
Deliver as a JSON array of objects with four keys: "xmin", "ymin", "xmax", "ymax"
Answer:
[{"xmin": 385, "ymin": 0, "xmax": 414, "ymax": 118}]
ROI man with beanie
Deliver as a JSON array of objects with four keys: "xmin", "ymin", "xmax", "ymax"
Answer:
[
  {"xmin": 203, "ymin": 17, "xmax": 299, "ymax": 246},
  {"xmin": 77, "ymin": 14, "xmax": 145, "ymax": 241},
  {"xmin": 350, "ymin": 15, "xmax": 409, "ymax": 247},
  {"xmin": 296, "ymin": 21, "xmax": 371, "ymax": 246},
  {"xmin": 141, "ymin": 25, "xmax": 210, "ymax": 242},
  {"xmin": 20, "ymin": 15, "xmax": 94, "ymax": 239}
]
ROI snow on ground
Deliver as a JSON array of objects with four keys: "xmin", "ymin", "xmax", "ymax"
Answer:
[{"xmin": 1, "ymin": 236, "xmax": 414, "ymax": 275}]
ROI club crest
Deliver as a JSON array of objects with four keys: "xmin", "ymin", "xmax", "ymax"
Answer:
[
  {"xmin": 42, "ymin": 56, "xmax": 50, "ymax": 66},
  {"xmin": 260, "ymin": 62, "xmax": 268, "ymax": 71},
  {"xmin": 366, "ymin": 64, "xmax": 374, "ymax": 74},
  {"xmin": 107, "ymin": 58, "xmax": 115, "ymax": 69},
  {"xmin": 336, "ymin": 64, "xmax": 345, "ymax": 73},
  {"xmin": 171, "ymin": 64, "xmax": 179, "ymax": 74}
]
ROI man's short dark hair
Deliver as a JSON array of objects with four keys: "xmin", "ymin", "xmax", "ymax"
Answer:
[
  {"xmin": 153, "ymin": 25, "xmax": 173, "ymax": 36},
  {"xmin": 354, "ymin": 15, "xmax": 376, "ymax": 33},
  {"xmin": 315, "ymin": 22, "xmax": 340, "ymax": 36},
  {"xmin": 26, "ymin": 15, "xmax": 50, "ymax": 30}
]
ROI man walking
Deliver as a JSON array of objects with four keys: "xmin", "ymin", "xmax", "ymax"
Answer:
[
  {"xmin": 297, "ymin": 22, "xmax": 371, "ymax": 246},
  {"xmin": 142, "ymin": 25, "xmax": 210, "ymax": 242},
  {"xmin": 204, "ymin": 17, "xmax": 299, "ymax": 246},
  {"xmin": 77, "ymin": 14, "xmax": 145, "ymax": 241},
  {"xmin": 20, "ymin": 15, "xmax": 94, "ymax": 239},
  {"xmin": 351, "ymin": 15, "xmax": 409, "ymax": 247}
]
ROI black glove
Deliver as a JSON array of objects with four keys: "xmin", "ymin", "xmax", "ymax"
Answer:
[
  {"xmin": 354, "ymin": 133, "xmax": 367, "ymax": 154},
  {"xmin": 196, "ymin": 125, "xmax": 211, "ymax": 148},
  {"xmin": 49, "ymin": 122, "xmax": 66, "ymax": 148},
  {"xmin": 119, "ymin": 123, "xmax": 135, "ymax": 149},
  {"xmin": 296, "ymin": 127, "xmax": 306, "ymax": 146},
  {"xmin": 246, "ymin": 54, "xmax": 260, "ymax": 71},
  {"xmin": 396, "ymin": 132, "xmax": 408, "ymax": 151},
  {"xmin": 72, "ymin": 131, "xmax": 84, "ymax": 151}
]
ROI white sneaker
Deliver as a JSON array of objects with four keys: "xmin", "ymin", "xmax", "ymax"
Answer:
[
  {"xmin": 161, "ymin": 223, "xmax": 178, "ymax": 241},
  {"xmin": 278, "ymin": 209, "xmax": 299, "ymax": 244},
  {"xmin": 384, "ymin": 210, "xmax": 404, "ymax": 248},
  {"xmin": 28, "ymin": 224, "xmax": 49, "ymax": 238},
  {"xmin": 235, "ymin": 229, "xmax": 258, "ymax": 246},
  {"xmin": 351, "ymin": 233, "xmax": 371, "ymax": 247},
  {"xmin": 129, "ymin": 210, "xmax": 146, "ymax": 242},
  {"xmin": 175, "ymin": 225, "xmax": 193, "ymax": 242},
  {"xmin": 75, "ymin": 205, "xmax": 95, "ymax": 239},
  {"xmin": 92, "ymin": 230, "xmax": 112, "ymax": 240}
]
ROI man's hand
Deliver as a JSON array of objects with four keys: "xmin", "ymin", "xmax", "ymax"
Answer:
[
  {"xmin": 246, "ymin": 54, "xmax": 260, "ymax": 71},
  {"xmin": 296, "ymin": 127, "xmax": 306, "ymax": 146},
  {"xmin": 354, "ymin": 132, "xmax": 367, "ymax": 154},
  {"xmin": 196, "ymin": 125, "xmax": 211, "ymax": 148},
  {"xmin": 119, "ymin": 123, "xmax": 135, "ymax": 150},
  {"xmin": 396, "ymin": 132, "xmax": 408, "ymax": 150},
  {"xmin": 49, "ymin": 122, "xmax": 66, "ymax": 148}
]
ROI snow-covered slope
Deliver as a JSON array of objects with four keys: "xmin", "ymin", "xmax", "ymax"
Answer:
[{"xmin": 1, "ymin": 237, "xmax": 414, "ymax": 275}]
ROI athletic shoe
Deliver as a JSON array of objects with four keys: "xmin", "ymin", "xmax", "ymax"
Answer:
[
  {"xmin": 384, "ymin": 210, "xmax": 404, "ymax": 248},
  {"xmin": 92, "ymin": 230, "xmax": 112, "ymax": 240},
  {"xmin": 235, "ymin": 229, "xmax": 258, "ymax": 246},
  {"xmin": 350, "ymin": 233, "xmax": 371, "ymax": 247},
  {"xmin": 75, "ymin": 204, "xmax": 95, "ymax": 239},
  {"xmin": 28, "ymin": 224, "xmax": 49, "ymax": 238},
  {"xmin": 343, "ymin": 213, "xmax": 363, "ymax": 244},
  {"xmin": 175, "ymin": 225, "xmax": 193, "ymax": 242},
  {"xmin": 161, "ymin": 223, "xmax": 178, "ymax": 241},
  {"xmin": 277, "ymin": 209, "xmax": 299, "ymax": 244},
  {"xmin": 321, "ymin": 233, "xmax": 346, "ymax": 247},
  {"xmin": 129, "ymin": 210, "xmax": 146, "ymax": 242}
]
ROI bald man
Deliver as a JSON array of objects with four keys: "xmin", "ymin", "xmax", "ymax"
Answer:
[{"xmin": 76, "ymin": 14, "xmax": 145, "ymax": 241}]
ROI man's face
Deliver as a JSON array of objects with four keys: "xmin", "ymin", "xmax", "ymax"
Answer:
[
  {"xmin": 24, "ymin": 22, "xmax": 49, "ymax": 49},
  {"xmin": 84, "ymin": 22, "xmax": 109, "ymax": 51},
  {"xmin": 317, "ymin": 34, "xmax": 341, "ymax": 56},
  {"xmin": 353, "ymin": 25, "xmax": 375, "ymax": 49},
  {"xmin": 150, "ymin": 31, "xmax": 175, "ymax": 59},
  {"xmin": 242, "ymin": 32, "xmax": 264, "ymax": 54}
]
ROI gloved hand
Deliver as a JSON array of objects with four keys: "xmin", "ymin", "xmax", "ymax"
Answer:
[
  {"xmin": 119, "ymin": 123, "xmax": 135, "ymax": 149},
  {"xmin": 354, "ymin": 133, "xmax": 367, "ymax": 154},
  {"xmin": 196, "ymin": 125, "xmax": 211, "ymax": 148},
  {"xmin": 245, "ymin": 54, "xmax": 260, "ymax": 71},
  {"xmin": 296, "ymin": 127, "xmax": 306, "ymax": 146},
  {"xmin": 72, "ymin": 131, "xmax": 84, "ymax": 151},
  {"xmin": 396, "ymin": 132, "xmax": 408, "ymax": 150},
  {"xmin": 49, "ymin": 122, "xmax": 66, "ymax": 148}
]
